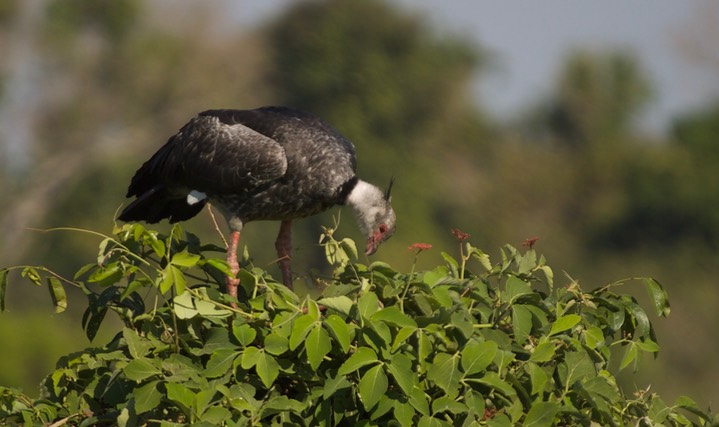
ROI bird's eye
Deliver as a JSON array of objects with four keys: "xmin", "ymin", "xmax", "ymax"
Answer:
[{"xmin": 379, "ymin": 224, "xmax": 388, "ymax": 233}]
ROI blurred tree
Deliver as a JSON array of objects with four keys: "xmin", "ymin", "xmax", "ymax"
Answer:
[
  {"xmin": 532, "ymin": 51, "xmax": 652, "ymax": 149},
  {"xmin": 585, "ymin": 103, "xmax": 719, "ymax": 251},
  {"xmin": 673, "ymin": 101, "xmax": 719, "ymax": 159}
]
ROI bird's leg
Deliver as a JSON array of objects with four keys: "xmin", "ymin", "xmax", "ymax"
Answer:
[
  {"xmin": 275, "ymin": 220, "xmax": 293, "ymax": 289},
  {"xmin": 226, "ymin": 230, "xmax": 241, "ymax": 308}
]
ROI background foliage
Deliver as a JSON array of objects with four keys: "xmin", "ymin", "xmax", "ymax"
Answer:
[{"xmin": 2, "ymin": 0, "xmax": 719, "ymax": 412}]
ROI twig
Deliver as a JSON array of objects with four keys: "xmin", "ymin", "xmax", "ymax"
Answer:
[{"xmin": 207, "ymin": 203, "xmax": 228, "ymax": 248}]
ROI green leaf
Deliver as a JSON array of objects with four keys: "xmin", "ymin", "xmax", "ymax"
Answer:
[
  {"xmin": 526, "ymin": 362, "xmax": 549, "ymax": 395},
  {"xmin": 83, "ymin": 302, "xmax": 108, "ymax": 342},
  {"xmin": 256, "ymin": 352, "xmax": 280, "ymax": 388},
  {"xmin": 202, "ymin": 258, "xmax": 234, "ymax": 276},
  {"xmin": 583, "ymin": 325, "xmax": 605, "ymax": 350},
  {"xmin": 337, "ymin": 347, "xmax": 379, "ymax": 375},
  {"xmin": 431, "ymin": 396, "xmax": 467, "ymax": 414},
  {"xmin": 512, "ymin": 304, "xmax": 533, "ymax": 344},
  {"xmin": 263, "ymin": 333, "xmax": 289, "ymax": 355},
  {"xmin": 358, "ymin": 291, "xmax": 381, "ymax": 319},
  {"xmin": 324, "ymin": 314, "xmax": 351, "ymax": 353},
  {"xmin": 504, "ymin": 276, "xmax": 532, "ymax": 304},
  {"xmin": 46, "ymin": 277, "xmax": 67, "ymax": 313},
  {"xmin": 200, "ymin": 406, "xmax": 231, "ymax": 424},
  {"xmin": 340, "ymin": 237, "xmax": 359, "ymax": 259},
  {"xmin": 386, "ymin": 353, "xmax": 416, "ymax": 395},
  {"xmin": 549, "ymin": 314, "xmax": 582, "ymax": 336},
  {"xmin": 193, "ymin": 290, "xmax": 231, "ymax": 317},
  {"xmin": 124, "ymin": 358, "xmax": 161, "ymax": 382},
  {"xmin": 359, "ymin": 364, "xmax": 388, "ymax": 411},
  {"xmin": 465, "ymin": 390, "xmax": 486, "ymax": 419},
  {"xmin": 423, "ymin": 265, "xmax": 449, "ymax": 287},
  {"xmin": 643, "ymin": 277, "xmax": 670, "ymax": 317},
  {"xmin": 430, "ymin": 284, "xmax": 452, "ymax": 307},
  {"xmin": 427, "ymin": 353, "xmax": 461, "ymax": 398},
  {"xmin": 450, "ymin": 311, "xmax": 474, "ymax": 338},
  {"xmin": 626, "ymin": 300, "xmax": 651, "ymax": 339},
  {"xmin": 394, "ymin": 400, "xmax": 416, "ymax": 427},
  {"xmin": 461, "ymin": 339, "xmax": 497, "ymax": 376},
  {"xmin": 537, "ymin": 265, "xmax": 554, "ymax": 287},
  {"xmin": 619, "ymin": 342, "xmax": 639, "ymax": 371},
  {"xmin": 409, "ymin": 387, "xmax": 430, "ymax": 416},
  {"xmin": 581, "ymin": 375, "xmax": 620, "ymax": 403},
  {"xmin": 166, "ymin": 382, "xmax": 195, "ymax": 411},
  {"xmin": 674, "ymin": 395, "xmax": 708, "ymax": 418},
  {"xmin": 524, "ymin": 401, "xmax": 560, "ymax": 427},
  {"xmin": 529, "ymin": 341, "xmax": 556, "ymax": 363},
  {"xmin": 440, "ymin": 251, "xmax": 459, "ymax": 272},
  {"xmin": 316, "ymin": 295, "xmax": 354, "ymax": 316},
  {"xmin": 289, "ymin": 313, "xmax": 316, "ymax": 350},
  {"xmin": 22, "ymin": 266, "xmax": 42, "ymax": 286},
  {"xmin": 493, "ymin": 349, "xmax": 516, "ymax": 374},
  {"xmin": 391, "ymin": 326, "xmax": 417, "ymax": 352},
  {"xmin": 518, "ymin": 250, "xmax": 537, "ymax": 274},
  {"xmin": 173, "ymin": 291, "xmax": 197, "ymax": 319},
  {"xmin": 88, "ymin": 262, "xmax": 123, "ymax": 287},
  {"xmin": 470, "ymin": 247, "xmax": 492, "ymax": 271},
  {"xmin": 637, "ymin": 338, "xmax": 660, "ymax": 353},
  {"xmin": 371, "ymin": 306, "xmax": 418, "ymax": 329},
  {"xmin": 306, "ymin": 324, "xmax": 332, "ymax": 370},
  {"xmin": 232, "ymin": 321, "xmax": 257, "ymax": 347},
  {"xmin": 133, "ymin": 380, "xmax": 162, "ymax": 414},
  {"xmin": 195, "ymin": 389, "xmax": 218, "ymax": 416},
  {"xmin": 323, "ymin": 374, "xmax": 352, "ymax": 399},
  {"xmin": 123, "ymin": 328, "xmax": 152, "ymax": 359},
  {"xmin": 366, "ymin": 318, "xmax": 393, "ymax": 348},
  {"xmin": 204, "ymin": 349, "xmax": 238, "ymax": 378},
  {"xmin": 241, "ymin": 346, "xmax": 260, "ymax": 369},
  {"xmin": 145, "ymin": 232, "xmax": 166, "ymax": 258},
  {"xmin": 162, "ymin": 265, "xmax": 186, "ymax": 295},
  {"xmin": 477, "ymin": 371, "xmax": 516, "ymax": 397},
  {"xmin": 559, "ymin": 350, "xmax": 595, "ymax": 387},
  {"xmin": 200, "ymin": 327, "xmax": 234, "ymax": 354},
  {"xmin": 170, "ymin": 249, "xmax": 201, "ymax": 268}
]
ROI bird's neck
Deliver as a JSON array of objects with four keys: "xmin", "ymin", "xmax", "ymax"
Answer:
[
  {"xmin": 346, "ymin": 179, "xmax": 383, "ymax": 236},
  {"xmin": 346, "ymin": 179, "xmax": 378, "ymax": 207}
]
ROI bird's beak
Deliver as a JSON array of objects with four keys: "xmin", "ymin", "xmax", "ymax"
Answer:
[
  {"xmin": 365, "ymin": 235, "xmax": 380, "ymax": 256},
  {"xmin": 365, "ymin": 229, "xmax": 384, "ymax": 256}
]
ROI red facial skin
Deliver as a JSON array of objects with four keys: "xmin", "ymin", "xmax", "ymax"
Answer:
[{"xmin": 365, "ymin": 223, "xmax": 390, "ymax": 255}]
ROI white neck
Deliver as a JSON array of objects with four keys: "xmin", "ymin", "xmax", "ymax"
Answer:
[
  {"xmin": 347, "ymin": 180, "xmax": 377, "ymax": 207},
  {"xmin": 346, "ymin": 179, "xmax": 385, "ymax": 236}
]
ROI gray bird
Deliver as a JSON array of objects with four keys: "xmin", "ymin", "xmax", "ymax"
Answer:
[{"xmin": 118, "ymin": 106, "xmax": 396, "ymax": 301}]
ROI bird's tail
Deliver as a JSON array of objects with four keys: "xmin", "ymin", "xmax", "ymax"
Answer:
[{"xmin": 118, "ymin": 186, "xmax": 206, "ymax": 224}]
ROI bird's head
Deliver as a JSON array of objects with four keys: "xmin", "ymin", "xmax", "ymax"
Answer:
[{"xmin": 347, "ymin": 179, "xmax": 396, "ymax": 255}]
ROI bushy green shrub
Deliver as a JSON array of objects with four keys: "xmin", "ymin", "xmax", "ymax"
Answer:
[{"xmin": 0, "ymin": 224, "xmax": 714, "ymax": 426}]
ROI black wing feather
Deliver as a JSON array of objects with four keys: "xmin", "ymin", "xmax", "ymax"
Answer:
[
  {"xmin": 120, "ymin": 111, "xmax": 288, "ymax": 223},
  {"xmin": 126, "ymin": 112, "xmax": 288, "ymax": 198}
]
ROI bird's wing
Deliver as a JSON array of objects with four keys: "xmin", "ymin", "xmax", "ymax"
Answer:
[{"xmin": 132, "ymin": 112, "xmax": 289, "ymax": 196}]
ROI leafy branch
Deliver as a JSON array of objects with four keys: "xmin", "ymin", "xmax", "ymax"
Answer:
[{"xmin": 0, "ymin": 224, "xmax": 713, "ymax": 426}]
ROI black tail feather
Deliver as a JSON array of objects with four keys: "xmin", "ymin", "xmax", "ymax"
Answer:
[{"xmin": 118, "ymin": 186, "xmax": 207, "ymax": 224}]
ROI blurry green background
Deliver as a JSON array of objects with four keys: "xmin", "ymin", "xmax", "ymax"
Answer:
[{"xmin": 2, "ymin": 0, "xmax": 718, "ymax": 409}]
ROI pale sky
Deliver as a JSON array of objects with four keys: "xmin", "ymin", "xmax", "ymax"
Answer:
[{"xmin": 227, "ymin": 0, "xmax": 719, "ymax": 135}]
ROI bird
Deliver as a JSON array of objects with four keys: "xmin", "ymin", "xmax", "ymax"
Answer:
[{"xmin": 118, "ymin": 106, "xmax": 396, "ymax": 302}]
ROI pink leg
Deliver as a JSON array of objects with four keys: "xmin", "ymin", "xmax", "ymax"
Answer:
[
  {"xmin": 226, "ymin": 230, "xmax": 241, "ymax": 308},
  {"xmin": 275, "ymin": 220, "xmax": 293, "ymax": 289}
]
